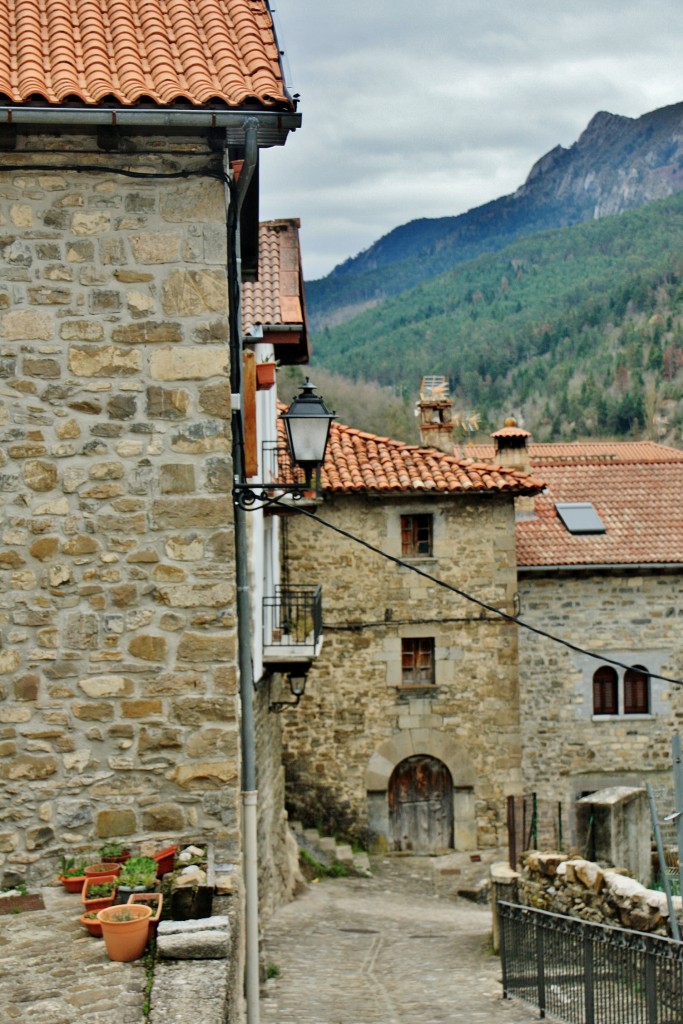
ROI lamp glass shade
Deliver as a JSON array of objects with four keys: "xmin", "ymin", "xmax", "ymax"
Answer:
[
  {"xmin": 289, "ymin": 673, "xmax": 307, "ymax": 697},
  {"xmin": 282, "ymin": 379, "xmax": 335, "ymax": 471}
]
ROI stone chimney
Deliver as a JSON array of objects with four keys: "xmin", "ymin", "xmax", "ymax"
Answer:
[
  {"xmin": 417, "ymin": 376, "xmax": 454, "ymax": 454},
  {"xmin": 492, "ymin": 418, "xmax": 535, "ymax": 520},
  {"xmin": 491, "ymin": 417, "xmax": 532, "ymax": 474}
]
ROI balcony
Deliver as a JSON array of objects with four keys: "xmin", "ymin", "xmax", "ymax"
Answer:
[{"xmin": 263, "ymin": 585, "xmax": 323, "ymax": 664}]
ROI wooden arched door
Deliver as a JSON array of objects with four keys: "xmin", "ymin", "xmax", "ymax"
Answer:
[{"xmin": 388, "ymin": 755, "xmax": 454, "ymax": 852}]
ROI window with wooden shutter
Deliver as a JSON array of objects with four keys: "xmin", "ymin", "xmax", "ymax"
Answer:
[
  {"xmin": 593, "ymin": 666, "xmax": 618, "ymax": 715},
  {"xmin": 400, "ymin": 514, "xmax": 433, "ymax": 557},
  {"xmin": 624, "ymin": 665, "xmax": 649, "ymax": 715},
  {"xmin": 401, "ymin": 638, "xmax": 435, "ymax": 687}
]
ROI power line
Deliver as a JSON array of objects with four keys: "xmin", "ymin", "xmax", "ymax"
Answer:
[{"xmin": 273, "ymin": 496, "xmax": 683, "ymax": 687}]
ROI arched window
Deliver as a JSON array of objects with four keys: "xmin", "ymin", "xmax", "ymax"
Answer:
[
  {"xmin": 593, "ymin": 666, "xmax": 618, "ymax": 715},
  {"xmin": 624, "ymin": 664, "xmax": 649, "ymax": 715}
]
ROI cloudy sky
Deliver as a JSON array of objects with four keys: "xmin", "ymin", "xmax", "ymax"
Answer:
[{"xmin": 259, "ymin": 1, "xmax": 683, "ymax": 282}]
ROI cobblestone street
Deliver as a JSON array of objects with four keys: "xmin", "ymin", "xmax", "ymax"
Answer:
[{"xmin": 261, "ymin": 854, "xmax": 538, "ymax": 1024}]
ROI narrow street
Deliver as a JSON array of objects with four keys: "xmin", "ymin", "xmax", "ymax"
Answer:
[{"xmin": 260, "ymin": 854, "xmax": 538, "ymax": 1024}]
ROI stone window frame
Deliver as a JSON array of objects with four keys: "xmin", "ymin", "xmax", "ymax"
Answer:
[
  {"xmin": 400, "ymin": 513, "xmax": 433, "ymax": 558},
  {"xmin": 401, "ymin": 637, "xmax": 435, "ymax": 689},
  {"xmin": 574, "ymin": 649, "xmax": 669, "ymax": 721},
  {"xmin": 592, "ymin": 663, "xmax": 650, "ymax": 716}
]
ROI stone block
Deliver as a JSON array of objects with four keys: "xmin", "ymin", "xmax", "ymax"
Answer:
[{"xmin": 96, "ymin": 807, "xmax": 136, "ymax": 838}]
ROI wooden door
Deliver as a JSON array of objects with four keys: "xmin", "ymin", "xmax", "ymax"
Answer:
[{"xmin": 388, "ymin": 755, "xmax": 453, "ymax": 852}]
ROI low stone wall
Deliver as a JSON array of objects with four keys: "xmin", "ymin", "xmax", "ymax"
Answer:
[{"xmin": 517, "ymin": 851, "xmax": 681, "ymax": 937}]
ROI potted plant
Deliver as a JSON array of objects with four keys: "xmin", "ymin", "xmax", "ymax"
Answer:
[
  {"xmin": 117, "ymin": 856, "xmax": 157, "ymax": 897},
  {"xmin": 98, "ymin": 840, "xmax": 131, "ymax": 864},
  {"xmin": 84, "ymin": 861, "xmax": 122, "ymax": 879},
  {"xmin": 58, "ymin": 856, "xmax": 88, "ymax": 893},
  {"xmin": 80, "ymin": 910, "xmax": 103, "ymax": 937},
  {"xmin": 127, "ymin": 892, "xmax": 163, "ymax": 938},
  {"xmin": 97, "ymin": 904, "xmax": 152, "ymax": 962},
  {"xmin": 81, "ymin": 875, "xmax": 118, "ymax": 913},
  {"xmin": 152, "ymin": 845, "xmax": 177, "ymax": 878},
  {"xmin": 256, "ymin": 360, "xmax": 277, "ymax": 391}
]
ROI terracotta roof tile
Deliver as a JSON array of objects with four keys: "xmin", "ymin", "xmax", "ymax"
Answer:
[
  {"xmin": 517, "ymin": 457, "xmax": 683, "ymax": 567},
  {"xmin": 0, "ymin": 0, "xmax": 291, "ymax": 109},
  {"xmin": 277, "ymin": 417, "xmax": 544, "ymax": 496},
  {"xmin": 467, "ymin": 440, "xmax": 683, "ymax": 466},
  {"xmin": 242, "ymin": 219, "xmax": 309, "ymax": 364}
]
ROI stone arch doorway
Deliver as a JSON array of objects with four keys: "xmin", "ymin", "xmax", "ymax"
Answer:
[
  {"xmin": 388, "ymin": 754, "xmax": 453, "ymax": 852},
  {"xmin": 365, "ymin": 729, "xmax": 478, "ymax": 851}
]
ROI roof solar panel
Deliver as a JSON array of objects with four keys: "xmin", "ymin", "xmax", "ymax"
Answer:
[{"xmin": 555, "ymin": 502, "xmax": 606, "ymax": 534}]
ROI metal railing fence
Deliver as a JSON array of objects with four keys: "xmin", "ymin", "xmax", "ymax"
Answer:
[
  {"xmin": 499, "ymin": 901, "xmax": 683, "ymax": 1023},
  {"xmin": 263, "ymin": 585, "xmax": 322, "ymax": 650}
]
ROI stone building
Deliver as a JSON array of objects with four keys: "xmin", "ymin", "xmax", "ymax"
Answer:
[
  {"xmin": 0, "ymin": 0, "xmax": 303, "ymax": 944},
  {"xmin": 472, "ymin": 430, "xmax": 683, "ymax": 845},
  {"xmin": 278, "ymin": 415, "xmax": 544, "ymax": 853}
]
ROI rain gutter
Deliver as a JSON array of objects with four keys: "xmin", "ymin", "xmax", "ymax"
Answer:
[
  {"xmin": 0, "ymin": 106, "xmax": 301, "ymax": 145},
  {"xmin": 519, "ymin": 562, "xmax": 683, "ymax": 573}
]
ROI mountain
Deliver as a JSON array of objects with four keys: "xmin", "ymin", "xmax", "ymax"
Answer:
[
  {"xmin": 306, "ymin": 102, "xmax": 683, "ymax": 332},
  {"xmin": 308, "ymin": 191, "xmax": 683, "ymax": 444}
]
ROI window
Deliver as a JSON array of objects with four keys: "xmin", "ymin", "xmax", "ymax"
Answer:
[
  {"xmin": 624, "ymin": 665, "xmax": 649, "ymax": 714},
  {"xmin": 592, "ymin": 664, "xmax": 650, "ymax": 716},
  {"xmin": 592, "ymin": 666, "xmax": 618, "ymax": 715},
  {"xmin": 401, "ymin": 514, "xmax": 433, "ymax": 557},
  {"xmin": 556, "ymin": 502, "xmax": 606, "ymax": 534},
  {"xmin": 401, "ymin": 638, "xmax": 435, "ymax": 687}
]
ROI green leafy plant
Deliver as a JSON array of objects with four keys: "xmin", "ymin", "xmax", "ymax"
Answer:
[
  {"xmin": 59, "ymin": 855, "xmax": 87, "ymax": 878},
  {"xmin": 266, "ymin": 963, "xmax": 280, "ymax": 979},
  {"xmin": 299, "ymin": 849, "xmax": 349, "ymax": 881},
  {"xmin": 86, "ymin": 881, "xmax": 116, "ymax": 898},
  {"xmin": 99, "ymin": 841, "xmax": 127, "ymax": 859},
  {"xmin": 119, "ymin": 856, "xmax": 156, "ymax": 888}
]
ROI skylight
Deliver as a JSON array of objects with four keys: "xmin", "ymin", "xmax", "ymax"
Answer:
[{"xmin": 555, "ymin": 502, "xmax": 606, "ymax": 535}]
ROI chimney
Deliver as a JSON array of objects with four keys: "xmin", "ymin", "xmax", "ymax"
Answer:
[
  {"xmin": 491, "ymin": 417, "xmax": 532, "ymax": 474},
  {"xmin": 417, "ymin": 376, "xmax": 454, "ymax": 454},
  {"xmin": 492, "ymin": 418, "xmax": 535, "ymax": 521}
]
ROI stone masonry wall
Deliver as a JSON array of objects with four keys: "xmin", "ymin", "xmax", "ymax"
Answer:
[
  {"xmin": 0, "ymin": 134, "xmax": 241, "ymax": 884},
  {"xmin": 282, "ymin": 491, "xmax": 521, "ymax": 849},
  {"xmin": 518, "ymin": 570, "xmax": 683, "ymax": 840},
  {"xmin": 518, "ymin": 852, "xmax": 680, "ymax": 937}
]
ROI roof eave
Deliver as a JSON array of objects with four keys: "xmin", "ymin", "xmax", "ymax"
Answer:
[
  {"xmin": 0, "ymin": 106, "xmax": 301, "ymax": 147},
  {"xmin": 518, "ymin": 561, "xmax": 683, "ymax": 574}
]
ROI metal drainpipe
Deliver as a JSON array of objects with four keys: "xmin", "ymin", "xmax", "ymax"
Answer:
[{"xmin": 229, "ymin": 119, "xmax": 261, "ymax": 1024}]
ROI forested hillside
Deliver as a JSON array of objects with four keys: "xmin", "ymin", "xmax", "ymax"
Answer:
[
  {"xmin": 308, "ymin": 192, "xmax": 683, "ymax": 444},
  {"xmin": 307, "ymin": 102, "xmax": 683, "ymax": 333}
]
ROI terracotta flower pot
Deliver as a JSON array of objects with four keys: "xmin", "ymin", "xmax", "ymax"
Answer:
[
  {"xmin": 97, "ymin": 904, "xmax": 152, "ymax": 962},
  {"xmin": 256, "ymin": 362, "xmax": 276, "ymax": 391},
  {"xmin": 152, "ymin": 845, "xmax": 177, "ymax": 879},
  {"xmin": 81, "ymin": 874, "xmax": 118, "ymax": 913},
  {"xmin": 127, "ymin": 893, "xmax": 163, "ymax": 938},
  {"xmin": 84, "ymin": 862, "xmax": 122, "ymax": 879},
  {"xmin": 80, "ymin": 911, "xmax": 103, "ymax": 937},
  {"xmin": 59, "ymin": 874, "xmax": 86, "ymax": 894}
]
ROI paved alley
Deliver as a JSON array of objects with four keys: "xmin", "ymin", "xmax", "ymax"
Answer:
[{"xmin": 260, "ymin": 854, "xmax": 539, "ymax": 1024}]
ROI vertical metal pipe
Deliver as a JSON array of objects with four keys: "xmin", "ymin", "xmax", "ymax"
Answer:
[
  {"xmin": 673, "ymin": 734, "xmax": 683, "ymax": 907},
  {"xmin": 647, "ymin": 782, "xmax": 680, "ymax": 941},
  {"xmin": 228, "ymin": 119, "xmax": 260, "ymax": 1024}
]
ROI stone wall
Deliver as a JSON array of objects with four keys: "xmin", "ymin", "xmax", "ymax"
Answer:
[
  {"xmin": 517, "ymin": 852, "xmax": 680, "ymax": 937},
  {"xmin": 254, "ymin": 682, "xmax": 302, "ymax": 921},
  {"xmin": 518, "ymin": 570, "xmax": 683, "ymax": 841},
  {"xmin": 282, "ymin": 491, "xmax": 522, "ymax": 850},
  {"xmin": 0, "ymin": 133, "xmax": 242, "ymax": 884}
]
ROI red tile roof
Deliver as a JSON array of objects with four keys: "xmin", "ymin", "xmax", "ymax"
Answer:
[
  {"xmin": 0, "ymin": 0, "xmax": 292, "ymax": 109},
  {"xmin": 516, "ymin": 446, "xmax": 683, "ymax": 567},
  {"xmin": 242, "ymin": 219, "xmax": 309, "ymax": 364},
  {"xmin": 277, "ymin": 417, "xmax": 545, "ymax": 495},
  {"xmin": 467, "ymin": 440, "xmax": 683, "ymax": 466}
]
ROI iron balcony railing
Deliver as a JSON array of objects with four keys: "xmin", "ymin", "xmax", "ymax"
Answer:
[
  {"xmin": 498, "ymin": 900, "xmax": 683, "ymax": 1024},
  {"xmin": 262, "ymin": 585, "xmax": 323, "ymax": 660}
]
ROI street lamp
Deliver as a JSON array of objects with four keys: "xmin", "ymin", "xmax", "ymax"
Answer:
[
  {"xmin": 281, "ymin": 378, "xmax": 336, "ymax": 491},
  {"xmin": 268, "ymin": 664, "xmax": 309, "ymax": 712}
]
